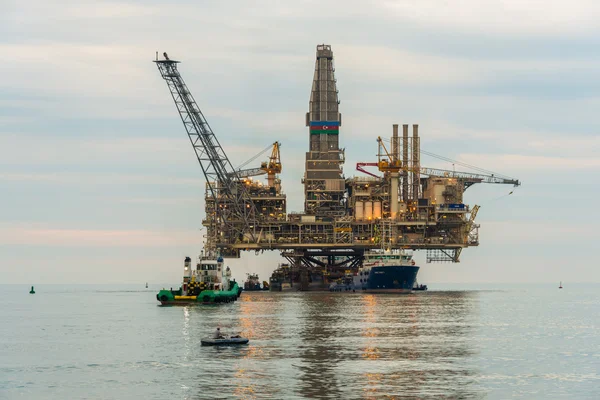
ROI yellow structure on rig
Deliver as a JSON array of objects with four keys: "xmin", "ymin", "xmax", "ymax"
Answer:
[{"xmin": 260, "ymin": 142, "xmax": 282, "ymax": 188}]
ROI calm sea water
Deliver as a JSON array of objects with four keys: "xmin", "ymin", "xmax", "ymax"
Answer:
[{"xmin": 1, "ymin": 284, "xmax": 599, "ymax": 399}]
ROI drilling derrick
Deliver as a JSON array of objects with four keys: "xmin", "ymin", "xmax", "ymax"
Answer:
[
  {"xmin": 154, "ymin": 54, "xmax": 258, "ymax": 257},
  {"xmin": 304, "ymin": 45, "xmax": 345, "ymax": 216}
]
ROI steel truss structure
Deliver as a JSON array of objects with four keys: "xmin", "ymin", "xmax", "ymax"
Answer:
[{"xmin": 154, "ymin": 55, "xmax": 258, "ymax": 247}]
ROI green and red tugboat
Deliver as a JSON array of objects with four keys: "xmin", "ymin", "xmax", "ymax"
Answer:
[{"xmin": 156, "ymin": 252, "xmax": 242, "ymax": 305}]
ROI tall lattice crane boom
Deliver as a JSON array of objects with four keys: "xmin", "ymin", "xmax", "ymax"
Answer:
[{"xmin": 154, "ymin": 54, "xmax": 257, "ymax": 248}]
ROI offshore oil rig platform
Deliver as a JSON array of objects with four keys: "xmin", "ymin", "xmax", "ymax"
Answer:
[{"xmin": 154, "ymin": 45, "xmax": 519, "ymax": 289}]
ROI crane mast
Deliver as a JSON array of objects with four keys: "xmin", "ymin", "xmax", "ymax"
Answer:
[
  {"xmin": 261, "ymin": 141, "xmax": 282, "ymax": 188},
  {"xmin": 154, "ymin": 53, "xmax": 257, "ymax": 253}
]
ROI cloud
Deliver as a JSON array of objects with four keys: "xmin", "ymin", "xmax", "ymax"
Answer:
[
  {"xmin": 381, "ymin": 0, "xmax": 600, "ymax": 36},
  {"xmin": 0, "ymin": 223, "xmax": 202, "ymax": 247},
  {"xmin": 120, "ymin": 197, "xmax": 201, "ymax": 205},
  {"xmin": 337, "ymin": 45, "xmax": 480, "ymax": 86},
  {"xmin": 62, "ymin": 1, "xmax": 160, "ymax": 19},
  {"xmin": 0, "ymin": 172, "xmax": 198, "ymax": 185},
  {"xmin": 422, "ymin": 125, "xmax": 600, "ymax": 159},
  {"xmin": 337, "ymin": 44, "xmax": 600, "ymax": 96},
  {"xmin": 457, "ymin": 153, "xmax": 600, "ymax": 171},
  {"xmin": 0, "ymin": 132, "xmax": 276, "ymax": 169},
  {"xmin": 0, "ymin": 43, "xmax": 149, "ymax": 95},
  {"xmin": 209, "ymin": 108, "xmax": 304, "ymax": 134},
  {"xmin": 527, "ymin": 136, "xmax": 600, "ymax": 155}
]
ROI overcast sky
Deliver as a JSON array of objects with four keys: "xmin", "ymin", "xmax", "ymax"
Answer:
[{"xmin": 1, "ymin": 0, "xmax": 598, "ymax": 285}]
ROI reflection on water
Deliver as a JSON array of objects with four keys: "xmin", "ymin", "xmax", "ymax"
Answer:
[
  {"xmin": 178, "ymin": 291, "xmax": 480, "ymax": 399},
  {"xmin": 4, "ymin": 285, "xmax": 598, "ymax": 399}
]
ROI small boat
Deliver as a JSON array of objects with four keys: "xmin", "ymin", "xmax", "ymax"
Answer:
[
  {"xmin": 145, "ymin": 282, "xmax": 148, "ymax": 289},
  {"xmin": 156, "ymin": 253, "xmax": 241, "ymax": 305},
  {"xmin": 29, "ymin": 286, "xmax": 35, "ymax": 294},
  {"xmin": 559, "ymin": 281, "xmax": 563, "ymax": 289},
  {"xmin": 201, "ymin": 337, "xmax": 249, "ymax": 346},
  {"xmin": 269, "ymin": 263, "xmax": 294, "ymax": 292},
  {"xmin": 413, "ymin": 281, "xmax": 428, "ymax": 291},
  {"xmin": 243, "ymin": 273, "xmax": 269, "ymax": 291}
]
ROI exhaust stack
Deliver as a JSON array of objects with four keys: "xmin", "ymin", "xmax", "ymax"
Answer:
[
  {"xmin": 390, "ymin": 124, "xmax": 399, "ymax": 218},
  {"xmin": 412, "ymin": 124, "xmax": 420, "ymax": 201},
  {"xmin": 402, "ymin": 124, "xmax": 409, "ymax": 203}
]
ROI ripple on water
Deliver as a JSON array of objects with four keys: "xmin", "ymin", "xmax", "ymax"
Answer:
[{"xmin": 1, "ymin": 285, "xmax": 600, "ymax": 399}]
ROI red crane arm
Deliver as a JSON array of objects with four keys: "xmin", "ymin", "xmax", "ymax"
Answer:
[{"xmin": 356, "ymin": 162, "xmax": 380, "ymax": 178}]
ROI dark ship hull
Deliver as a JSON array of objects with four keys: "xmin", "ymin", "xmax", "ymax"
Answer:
[
  {"xmin": 359, "ymin": 266, "xmax": 420, "ymax": 293},
  {"xmin": 243, "ymin": 282, "xmax": 260, "ymax": 291},
  {"xmin": 268, "ymin": 262, "xmax": 420, "ymax": 293},
  {"xmin": 243, "ymin": 284, "xmax": 268, "ymax": 291},
  {"xmin": 269, "ymin": 280, "xmax": 294, "ymax": 292}
]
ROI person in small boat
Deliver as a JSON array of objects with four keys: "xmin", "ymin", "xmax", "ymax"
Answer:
[{"xmin": 213, "ymin": 327, "xmax": 225, "ymax": 339}]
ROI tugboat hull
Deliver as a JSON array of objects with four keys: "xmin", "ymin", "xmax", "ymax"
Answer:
[{"xmin": 156, "ymin": 282, "xmax": 242, "ymax": 305}]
